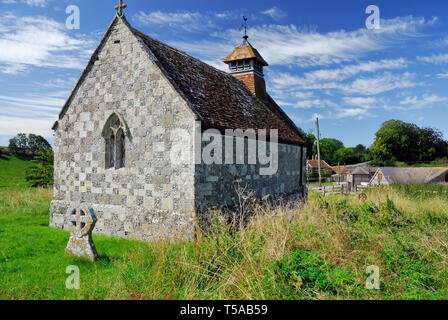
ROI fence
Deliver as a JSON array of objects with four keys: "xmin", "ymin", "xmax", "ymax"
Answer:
[
  {"xmin": 310, "ymin": 184, "xmax": 350, "ymax": 196},
  {"xmin": 310, "ymin": 183, "xmax": 370, "ymax": 196},
  {"xmin": 355, "ymin": 184, "xmax": 369, "ymax": 193}
]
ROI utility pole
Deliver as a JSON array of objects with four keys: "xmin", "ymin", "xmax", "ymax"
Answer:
[
  {"xmin": 338, "ymin": 162, "xmax": 341, "ymax": 185},
  {"xmin": 316, "ymin": 117, "xmax": 322, "ymax": 187}
]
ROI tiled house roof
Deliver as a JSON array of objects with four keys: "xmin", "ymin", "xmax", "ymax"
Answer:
[
  {"xmin": 132, "ymin": 28, "xmax": 305, "ymax": 146},
  {"xmin": 375, "ymin": 167, "xmax": 448, "ymax": 184},
  {"xmin": 307, "ymin": 160, "xmax": 332, "ymax": 169},
  {"xmin": 351, "ymin": 167, "xmax": 370, "ymax": 175},
  {"xmin": 332, "ymin": 166, "xmax": 350, "ymax": 174}
]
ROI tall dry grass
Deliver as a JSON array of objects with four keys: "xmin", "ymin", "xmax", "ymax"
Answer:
[
  {"xmin": 0, "ymin": 187, "xmax": 52, "ymax": 215},
  {"xmin": 103, "ymin": 184, "xmax": 448, "ymax": 300}
]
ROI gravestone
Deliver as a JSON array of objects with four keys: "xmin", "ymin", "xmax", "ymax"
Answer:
[{"xmin": 66, "ymin": 203, "xmax": 98, "ymax": 261}]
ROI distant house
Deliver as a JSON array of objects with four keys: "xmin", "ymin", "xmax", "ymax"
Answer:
[
  {"xmin": 370, "ymin": 167, "xmax": 448, "ymax": 185},
  {"xmin": 332, "ymin": 165, "xmax": 351, "ymax": 183},
  {"xmin": 306, "ymin": 160, "xmax": 332, "ymax": 174},
  {"xmin": 347, "ymin": 167, "xmax": 377, "ymax": 189},
  {"xmin": 332, "ymin": 165, "xmax": 350, "ymax": 175}
]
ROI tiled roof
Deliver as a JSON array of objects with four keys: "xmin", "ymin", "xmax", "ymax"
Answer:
[
  {"xmin": 332, "ymin": 166, "xmax": 350, "ymax": 174},
  {"xmin": 223, "ymin": 39, "xmax": 269, "ymax": 66},
  {"xmin": 351, "ymin": 167, "xmax": 370, "ymax": 175},
  {"xmin": 377, "ymin": 167, "xmax": 448, "ymax": 184},
  {"xmin": 307, "ymin": 160, "xmax": 332, "ymax": 169},
  {"xmin": 132, "ymin": 28, "xmax": 305, "ymax": 146}
]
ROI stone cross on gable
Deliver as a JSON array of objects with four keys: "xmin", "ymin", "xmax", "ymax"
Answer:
[
  {"xmin": 115, "ymin": 0, "xmax": 127, "ymax": 16},
  {"xmin": 66, "ymin": 203, "xmax": 98, "ymax": 261}
]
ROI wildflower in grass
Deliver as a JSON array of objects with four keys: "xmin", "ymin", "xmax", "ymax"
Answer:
[{"xmin": 291, "ymin": 272, "xmax": 303, "ymax": 290}]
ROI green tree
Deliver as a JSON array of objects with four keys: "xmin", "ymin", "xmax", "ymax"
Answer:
[
  {"xmin": 334, "ymin": 148, "xmax": 359, "ymax": 165},
  {"xmin": 316, "ymin": 138, "xmax": 344, "ymax": 165},
  {"xmin": 305, "ymin": 132, "xmax": 316, "ymax": 159},
  {"xmin": 371, "ymin": 120, "xmax": 423, "ymax": 164},
  {"xmin": 354, "ymin": 144, "xmax": 371, "ymax": 162},
  {"xmin": 354, "ymin": 144, "xmax": 365, "ymax": 154},
  {"xmin": 8, "ymin": 133, "xmax": 52, "ymax": 157},
  {"xmin": 371, "ymin": 120, "xmax": 448, "ymax": 165},
  {"xmin": 9, "ymin": 133, "xmax": 28, "ymax": 156},
  {"xmin": 420, "ymin": 127, "xmax": 448, "ymax": 161},
  {"xmin": 28, "ymin": 134, "xmax": 52, "ymax": 153},
  {"xmin": 25, "ymin": 148, "xmax": 54, "ymax": 187}
]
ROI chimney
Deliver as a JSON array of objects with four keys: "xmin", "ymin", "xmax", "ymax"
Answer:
[{"xmin": 223, "ymin": 35, "xmax": 269, "ymax": 100}]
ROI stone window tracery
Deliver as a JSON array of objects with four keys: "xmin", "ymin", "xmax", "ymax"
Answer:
[{"xmin": 105, "ymin": 114, "xmax": 125, "ymax": 169}]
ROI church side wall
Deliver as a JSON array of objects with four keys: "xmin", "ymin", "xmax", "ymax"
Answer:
[
  {"xmin": 194, "ymin": 135, "xmax": 307, "ymax": 215},
  {"xmin": 50, "ymin": 18, "xmax": 197, "ymax": 241}
]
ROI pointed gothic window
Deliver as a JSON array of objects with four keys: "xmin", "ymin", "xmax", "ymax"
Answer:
[{"xmin": 105, "ymin": 114, "xmax": 126, "ymax": 169}]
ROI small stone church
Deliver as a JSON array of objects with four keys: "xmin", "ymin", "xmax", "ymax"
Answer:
[{"xmin": 50, "ymin": 5, "xmax": 307, "ymax": 241}]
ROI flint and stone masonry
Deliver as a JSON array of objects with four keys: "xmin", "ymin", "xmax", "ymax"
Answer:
[{"xmin": 50, "ymin": 14, "xmax": 307, "ymax": 242}]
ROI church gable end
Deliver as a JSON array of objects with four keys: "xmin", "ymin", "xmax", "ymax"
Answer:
[{"xmin": 50, "ymin": 15, "xmax": 198, "ymax": 241}]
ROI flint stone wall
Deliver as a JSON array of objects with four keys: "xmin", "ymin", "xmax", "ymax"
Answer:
[
  {"xmin": 194, "ymin": 136, "xmax": 307, "ymax": 214},
  {"xmin": 50, "ymin": 18, "xmax": 197, "ymax": 241}
]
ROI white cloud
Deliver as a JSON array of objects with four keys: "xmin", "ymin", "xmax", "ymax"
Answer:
[
  {"xmin": 417, "ymin": 53, "xmax": 448, "ymax": 65},
  {"xmin": 135, "ymin": 11, "xmax": 202, "ymax": 25},
  {"xmin": 0, "ymin": 116, "xmax": 54, "ymax": 137},
  {"xmin": 399, "ymin": 94, "xmax": 448, "ymax": 109},
  {"xmin": 343, "ymin": 96, "xmax": 377, "ymax": 105},
  {"xmin": 260, "ymin": 7, "xmax": 286, "ymax": 21},
  {"xmin": 134, "ymin": 10, "xmax": 235, "ymax": 32},
  {"xmin": 0, "ymin": 91, "xmax": 61, "ymax": 140},
  {"xmin": 344, "ymin": 72, "xmax": 420, "ymax": 95},
  {"xmin": 38, "ymin": 77, "xmax": 78, "ymax": 88},
  {"xmin": 153, "ymin": 14, "xmax": 432, "ymax": 80},
  {"xmin": 0, "ymin": 13, "xmax": 95, "ymax": 74},
  {"xmin": 273, "ymin": 58, "xmax": 408, "ymax": 87},
  {"xmin": 1, "ymin": 0, "xmax": 51, "ymax": 7},
  {"xmin": 0, "ymin": 91, "xmax": 66, "ymax": 120},
  {"xmin": 437, "ymin": 72, "xmax": 448, "ymax": 79},
  {"xmin": 206, "ymin": 16, "xmax": 435, "ymax": 68},
  {"xmin": 271, "ymin": 71, "xmax": 420, "ymax": 96},
  {"xmin": 22, "ymin": 0, "xmax": 49, "ymax": 6},
  {"xmin": 292, "ymin": 99, "xmax": 338, "ymax": 109},
  {"xmin": 335, "ymin": 108, "xmax": 371, "ymax": 119},
  {"xmin": 379, "ymin": 94, "xmax": 448, "ymax": 111}
]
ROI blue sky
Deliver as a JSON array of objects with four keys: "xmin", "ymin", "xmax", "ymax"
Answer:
[{"xmin": 1, "ymin": 0, "xmax": 448, "ymax": 148}]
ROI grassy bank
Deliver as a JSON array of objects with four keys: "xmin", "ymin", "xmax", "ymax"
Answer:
[
  {"xmin": 1, "ymin": 179, "xmax": 447, "ymax": 299},
  {"xmin": 0, "ymin": 153, "xmax": 34, "ymax": 190}
]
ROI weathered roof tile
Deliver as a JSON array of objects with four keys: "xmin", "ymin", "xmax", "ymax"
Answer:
[{"xmin": 132, "ymin": 28, "xmax": 305, "ymax": 146}]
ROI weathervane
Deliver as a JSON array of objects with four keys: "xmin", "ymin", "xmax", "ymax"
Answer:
[
  {"xmin": 115, "ymin": 0, "xmax": 127, "ymax": 17},
  {"xmin": 242, "ymin": 16, "xmax": 248, "ymax": 40}
]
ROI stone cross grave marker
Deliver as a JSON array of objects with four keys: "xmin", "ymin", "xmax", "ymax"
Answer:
[{"xmin": 66, "ymin": 203, "xmax": 98, "ymax": 261}]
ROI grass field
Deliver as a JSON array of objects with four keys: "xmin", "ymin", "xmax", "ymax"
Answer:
[{"xmin": 1, "ymin": 155, "xmax": 448, "ymax": 300}]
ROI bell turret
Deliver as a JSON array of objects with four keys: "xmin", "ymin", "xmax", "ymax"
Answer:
[{"xmin": 223, "ymin": 21, "xmax": 269, "ymax": 100}]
